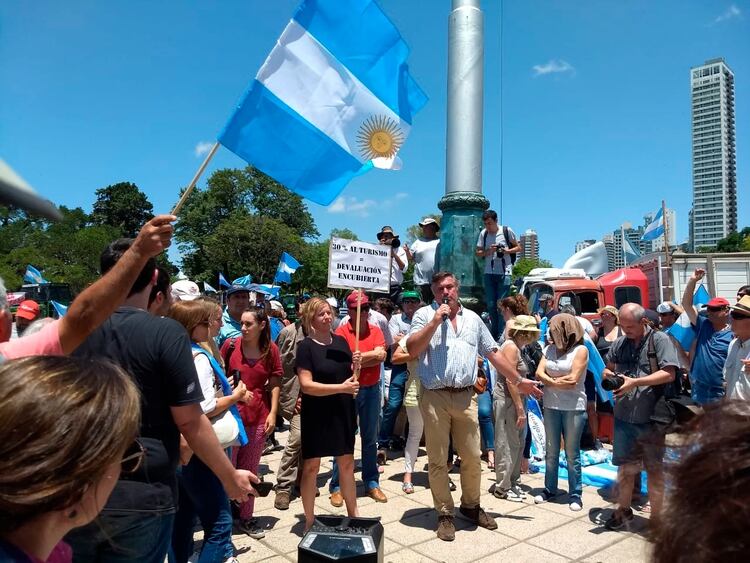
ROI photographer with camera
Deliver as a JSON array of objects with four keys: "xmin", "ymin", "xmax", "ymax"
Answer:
[
  {"xmin": 600, "ymin": 303, "xmax": 679, "ymax": 531},
  {"xmin": 476, "ymin": 210, "xmax": 520, "ymax": 339},
  {"xmin": 377, "ymin": 226, "xmax": 408, "ymax": 305}
]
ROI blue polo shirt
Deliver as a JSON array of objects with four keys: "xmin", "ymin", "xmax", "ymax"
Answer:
[{"xmin": 690, "ymin": 315, "xmax": 733, "ymax": 404}]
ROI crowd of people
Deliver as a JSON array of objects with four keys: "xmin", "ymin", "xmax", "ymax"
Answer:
[{"xmin": 0, "ymin": 211, "xmax": 749, "ymax": 563}]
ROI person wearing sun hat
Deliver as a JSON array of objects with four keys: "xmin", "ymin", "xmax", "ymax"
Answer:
[
  {"xmin": 404, "ymin": 217, "xmax": 440, "ymax": 304},
  {"xmin": 681, "ymin": 268, "xmax": 733, "ymax": 405},
  {"xmin": 724, "ymin": 296, "xmax": 750, "ymax": 401}
]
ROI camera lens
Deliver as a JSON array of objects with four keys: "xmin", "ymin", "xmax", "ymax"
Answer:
[
  {"xmin": 602, "ymin": 375, "xmax": 624, "ymax": 391},
  {"xmin": 391, "ymin": 237, "xmax": 401, "ymax": 248}
]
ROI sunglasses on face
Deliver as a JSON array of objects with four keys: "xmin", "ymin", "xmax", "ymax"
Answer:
[
  {"xmin": 121, "ymin": 440, "xmax": 146, "ymax": 474},
  {"xmin": 730, "ymin": 311, "xmax": 750, "ymax": 321},
  {"xmin": 707, "ymin": 306, "xmax": 728, "ymax": 312}
]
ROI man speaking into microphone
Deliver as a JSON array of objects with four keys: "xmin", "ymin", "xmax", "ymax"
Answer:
[{"xmin": 407, "ymin": 271, "xmax": 542, "ymax": 541}]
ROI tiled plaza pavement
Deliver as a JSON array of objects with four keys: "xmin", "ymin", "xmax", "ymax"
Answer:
[{"xmin": 198, "ymin": 425, "xmax": 653, "ymax": 562}]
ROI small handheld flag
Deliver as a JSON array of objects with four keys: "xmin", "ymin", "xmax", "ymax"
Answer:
[
  {"xmin": 693, "ymin": 284, "xmax": 711, "ymax": 307},
  {"xmin": 23, "ymin": 265, "xmax": 47, "ymax": 285},
  {"xmin": 232, "ymin": 274, "xmax": 253, "ymax": 287},
  {"xmin": 274, "ymin": 252, "xmax": 301, "ymax": 284},
  {"xmin": 218, "ymin": 272, "xmax": 231, "ymax": 288}
]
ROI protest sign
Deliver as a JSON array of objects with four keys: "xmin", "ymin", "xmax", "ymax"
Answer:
[{"xmin": 327, "ymin": 237, "xmax": 391, "ymax": 294}]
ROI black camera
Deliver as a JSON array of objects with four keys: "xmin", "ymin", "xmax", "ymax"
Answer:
[
  {"xmin": 602, "ymin": 373, "xmax": 625, "ymax": 391},
  {"xmin": 390, "ymin": 236, "xmax": 401, "ymax": 249},
  {"xmin": 495, "ymin": 244, "xmax": 506, "ymax": 258}
]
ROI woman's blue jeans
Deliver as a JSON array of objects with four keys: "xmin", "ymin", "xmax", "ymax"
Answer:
[
  {"xmin": 171, "ymin": 456, "xmax": 234, "ymax": 563},
  {"xmin": 542, "ymin": 408, "xmax": 586, "ymax": 500},
  {"xmin": 477, "ymin": 388, "xmax": 494, "ymax": 452}
]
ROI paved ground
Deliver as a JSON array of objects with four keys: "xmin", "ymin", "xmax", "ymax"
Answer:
[{"xmin": 198, "ymin": 425, "xmax": 653, "ymax": 562}]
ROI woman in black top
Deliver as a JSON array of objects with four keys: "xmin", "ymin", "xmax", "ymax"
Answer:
[
  {"xmin": 596, "ymin": 305, "xmax": 623, "ymax": 359},
  {"xmin": 296, "ymin": 298, "xmax": 361, "ymax": 531}
]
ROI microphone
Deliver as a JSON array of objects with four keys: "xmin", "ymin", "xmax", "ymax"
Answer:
[{"xmin": 442, "ymin": 297, "xmax": 449, "ymax": 321}]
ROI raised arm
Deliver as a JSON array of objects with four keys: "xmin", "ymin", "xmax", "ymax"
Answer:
[
  {"xmin": 681, "ymin": 268, "xmax": 704, "ymax": 326},
  {"xmin": 58, "ymin": 215, "xmax": 175, "ymax": 354}
]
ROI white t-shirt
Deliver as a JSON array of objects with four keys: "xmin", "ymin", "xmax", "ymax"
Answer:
[
  {"xmin": 410, "ymin": 238, "xmax": 440, "ymax": 285},
  {"xmin": 193, "ymin": 353, "xmax": 218, "ymax": 415},
  {"xmin": 476, "ymin": 226, "xmax": 516, "ymax": 275},
  {"xmin": 390, "ymin": 246, "xmax": 408, "ymax": 285},
  {"xmin": 541, "ymin": 344, "xmax": 587, "ymax": 411},
  {"xmin": 724, "ymin": 337, "xmax": 750, "ymax": 401}
]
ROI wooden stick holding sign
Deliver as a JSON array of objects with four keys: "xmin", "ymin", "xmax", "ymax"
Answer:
[{"xmin": 326, "ymin": 237, "xmax": 392, "ymax": 383}]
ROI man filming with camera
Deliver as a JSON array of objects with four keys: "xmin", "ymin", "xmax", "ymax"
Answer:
[
  {"xmin": 600, "ymin": 303, "xmax": 679, "ymax": 531},
  {"xmin": 377, "ymin": 226, "xmax": 408, "ymax": 304},
  {"xmin": 476, "ymin": 210, "xmax": 520, "ymax": 339}
]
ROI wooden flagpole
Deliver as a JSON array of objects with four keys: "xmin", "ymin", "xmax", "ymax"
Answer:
[
  {"xmin": 171, "ymin": 141, "xmax": 221, "ymax": 216},
  {"xmin": 661, "ymin": 199, "xmax": 673, "ymax": 301},
  {"xmin": 353, "ymin": 288, "xmax": 363, "ymax": 382}
]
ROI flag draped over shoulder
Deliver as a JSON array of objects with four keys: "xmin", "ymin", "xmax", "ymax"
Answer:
[{"xmin": 218, "ymin": 0, "xmax": 428, "ymax": 205}]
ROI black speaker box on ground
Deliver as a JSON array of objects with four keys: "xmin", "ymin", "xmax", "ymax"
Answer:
[{"xmin": 298, "ymin": 515, "xmax": 383, "ymax": 562}]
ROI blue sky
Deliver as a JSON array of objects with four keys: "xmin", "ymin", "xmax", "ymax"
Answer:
[{"xmin": 1, "ymin": 0, "xmax": 748, "ymax": 270}]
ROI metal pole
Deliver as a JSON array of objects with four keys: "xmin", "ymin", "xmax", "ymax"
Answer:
[{"xmin": 446, "ymin": 0, "xmax": 483, "ymax": 194}]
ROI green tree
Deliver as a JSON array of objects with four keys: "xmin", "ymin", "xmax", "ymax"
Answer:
[
  {"xmin": 713, "ymin": 227, "xmax": 750, "ymax": 253},
  {"xmin": 91, "ymin": 182, "xmax": 154, "ymax": 237},
  {"xmin": 175, "ymin": 167, "xmax": 319, "ymax": 283},
  {"xmin": 512, "ymin": 257, "xmax": 553, "ymax": 280}
]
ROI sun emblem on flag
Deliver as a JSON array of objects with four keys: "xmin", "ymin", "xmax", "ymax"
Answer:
[{"xmin": 356, "ymin": 115, "xmax": 404, "ymax": 160}]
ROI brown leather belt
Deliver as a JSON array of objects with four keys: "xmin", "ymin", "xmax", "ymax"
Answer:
[{"xmin": 433, "ymin": 386, "xmax": 472, "ymax": 393}]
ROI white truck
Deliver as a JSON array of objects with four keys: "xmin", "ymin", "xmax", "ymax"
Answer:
[{"xmin": 630, "ymin": 252, "xmax": 750, "ymax": 308}]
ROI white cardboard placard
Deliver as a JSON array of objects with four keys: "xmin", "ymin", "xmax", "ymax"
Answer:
[{"xmin": 327, "ymin": 237, "xmax": 392, "ymax": 293}]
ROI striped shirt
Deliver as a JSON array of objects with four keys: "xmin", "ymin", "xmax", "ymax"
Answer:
[{"xmin": 409, "ymin": 302, "xmax": 498, "ymax": 390}]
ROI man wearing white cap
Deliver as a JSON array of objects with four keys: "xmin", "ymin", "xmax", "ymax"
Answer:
[{"xmin": 404, "ymin": 217, "xmax": 440, "ymax": 305}]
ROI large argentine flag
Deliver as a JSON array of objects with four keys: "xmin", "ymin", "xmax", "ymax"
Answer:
[
  {"xmin": 23, "ymin": 265, "xmax": 47, "ymax": 284},
  {"xmin": 218, "ymin": 0, "xmax": 428, "ymax": 206},
  {"xmin": 641, "ymin": 208, "xmax": 665, "ymax": 241}
]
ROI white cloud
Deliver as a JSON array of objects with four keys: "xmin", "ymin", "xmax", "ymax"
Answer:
[
  {"xmin": 394, "ymin": 192, "xmax": 408, "ymax": 200},
  {"xmin": 714, "ymin": 4, "xmax": 741, "ymax": 23},
  {"xmin": 194, "ymin": 141, "xmax": 213, "ymax": 157},
  {"xmin": 532, "ymin": 59, "xmax": 575, "ymax": 77},
  {"xmin": 327, "ymin": 196, "xmax": 377, "ymax": 217}
]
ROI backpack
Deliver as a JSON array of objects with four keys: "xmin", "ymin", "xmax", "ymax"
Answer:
[{"xmin": 482, "ymin": 226, "xmax": 517, "ymax": 266}]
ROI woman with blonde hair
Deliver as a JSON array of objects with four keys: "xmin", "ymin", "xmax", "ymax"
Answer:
[
  {"xmin": 0, "ymin": 356, "xmax": 141, "ymax": 562},
  {"xmin": 492, "ymin": 315, "xmax": 540, "ymax": 502},
  {"xmin": 169, "ymin": 299, "xmax": 248, "ymax": 562},
  {"xmin": 296, "ymin": 297, "xmax": 360, "ymax": 531},
  {"xmin": 534, "ymin": 313, "xmax": 589, "ymax": 511}
]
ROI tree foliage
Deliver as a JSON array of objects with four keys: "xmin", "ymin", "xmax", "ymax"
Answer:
[
  {"xmin": 512, "ymin": 257, "xmax": 554, "ymax": 280},
  {"xmin": 175, "ymin": 166, "xmax": 319, "ymax": 284},
  {"xmin": 709, "ymin": 227, "xmax": 750, "ymax": 253},
  {"xmin": 91, "ymin": 182, "xmax": 154, "ymax": 237}
]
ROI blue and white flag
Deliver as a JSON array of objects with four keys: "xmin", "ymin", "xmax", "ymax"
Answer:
[
  {"xmin": 623, "ymin": 237, "xmax": 641, "ymax": 263},
  {"xmin": 274, "ymin": 252, "xmax": 301, "ymax": 284},
  {"xmin": 257, "ymin": 284, "xmax": 281, "ymax": 298},
  {"xmin": 641, "ymin": 208, "xmax": 665, "ymax": 241},
  {"xmin": 50, "ymin": 300, "xmax": 68, "ymax": 317},
  {"xmin": 203, "ymin": 281, "xmax": 218, "ymax": 294},
  {"xmin": 693, "ymin": 284, "xmax": 711, "ymax": 307},
  {"xmin": 218, "ymin": 0, "xmax": 428, "ymax": 205},
  {"xmin": 23, "ymin": 265, "xmax": 47, "ymax": 284},
  {"xmin": 218, "ymin": 272, "xmax": 231, "ymax": 288},
  {"xmin": 666, "ymin": 312, "xmax": 695, "ymax": 352},
  {"xmin": 232, "ymin": 274, "xmax": 253, "ymax": 287},
  {"xmin": 584, "ymin": 337, "xmax": 614, "ymax": 404}
]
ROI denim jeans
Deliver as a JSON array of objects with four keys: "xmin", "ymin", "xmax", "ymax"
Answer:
[
  {"xmin": 484, "ymin": 273, "xmax": 510, "ymax": 339},
  {"xmin": 477, "ymin": 388, "xmax": 494, "ymax": 452},
  {"xmin": 331, "ymin": 382, "xmax": 381, "ymax": 491},
  {"xmin": 171, "ymin": 457, "xmax": 233, "ymax": 563},
  {"xmin": 67, "ymin": 511, "xmax": 175, "ymax": 563},
  {"xmin": 378, "ymin": 365, "xmax": 408, "ymax": 448},
  {"xmin": 543, "ymin": 408, "xmax": 587, "ymax": 500}
]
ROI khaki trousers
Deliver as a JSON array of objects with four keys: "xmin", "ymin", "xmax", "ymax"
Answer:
[
  {"xmin": 276, "ymin": 412, "xmax": 301, "ymax": 493},
  {"xmin": 420, "ymin": 388, "xmax": 482, "ymax": 516}
]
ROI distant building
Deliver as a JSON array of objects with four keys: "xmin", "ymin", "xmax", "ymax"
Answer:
[
  {"xmin": 519, "ymin": 229, "xmax": 539, "ymax": 260},
  {"xmin": 690, "ymin": 58, "xmax": 737, "ymax": 250},
  {"xmin": 575, "ymin": 239, "xmax": 597, "ymax": 253},
  {"xmin": 602, "ymin": 233, "xmax": 616, "ymax": 272}
]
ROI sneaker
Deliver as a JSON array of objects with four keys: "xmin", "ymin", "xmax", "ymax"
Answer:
[
  {"xmin": 262, "ymin": 438, "xmax": 274, "ymax": 455},
  {"xmin": 448, "ymin": 479, "xmax": 457, "ymax": 492},
  {"xmin": 459, "ymin": 506, "xmax": 498, "ymax": 530},
  {"xmin": 237, "ymin": 518, "xmax": 266, "ymax": 539},
  {"xmin": 437, "ymin": 515, "xmax": 455, "ymax": 541},
  {"xmin": 376, "ymin": 448, "xmax": 387, "ymax": 465},
  {"xmin": 224, "ymin": 558, "xmax": 240, "ymax": 563},
  {"xmin": 569, "ymin": 498, "xmax": 583, "ymax": 512},
  {"xmin": 506, "ymin": 486, "xmax": 526, "ymax": 503},
  {"xmin": 604, "ymin": 507, "xmax": 634, "ymax": 531},
  {"xmin": 274, "ymin": 490, "xmax": 291, "ymax": 510},
  {"xmin": 533, "ymin": 490, "xmax": 553, "ymax": 504},
  {"xmin": 492, "ymin": 488, "xmax": 509, "ymax": 500}
]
